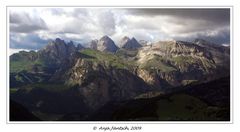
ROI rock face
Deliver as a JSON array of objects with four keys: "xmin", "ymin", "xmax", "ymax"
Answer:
[
  {"xmin": 97, "ymin": 35, "xmax": 119, "ymax": 52},
  {"xmin": 36, "ymin": 38, "xmax": 80, "ymax": 78},
  {"xmin": 65, "ymin": 53, "xmax": 151, "ymax": 109},
  {"xmin": 135, "ymin": 40, "xmax": 230, "ymax": 89},
  {"xmin": 89, "ymin": 39, "xmax": 98, "ymax": 50},
  {"xmin": 193, "ymin": 39, "xmax": 230, "ymax": 66},
  {"xmin": 89, "ymin": 36, "xmax": 119, "ymax": 53},
  {"xmin": 10, "ymin": 38, "xmax": 85, "ymax": 85},
  {"xmin": 121, "ymin": 36, "xmax": 142, "ymax": 50},
  {"xmin": 38, "ymin": 38, "xmax": 77, "ymax": 63}
]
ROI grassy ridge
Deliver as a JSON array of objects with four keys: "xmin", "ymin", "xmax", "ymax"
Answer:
[
  {"xmin": 80, "ymin": 49, "xmax": 134, "ymax": 69},
  {"xmin": 140, "ymin": 55, "xmax": 177, "ymax": 72},
  {"xmin": 10, "ymin": 59, "xmax": 45, "ymax": 73}
]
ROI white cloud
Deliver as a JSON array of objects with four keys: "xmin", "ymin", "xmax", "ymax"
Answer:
[{"xmin": 9, "ymin": 8, "xmax": 230, "ymax": 49}]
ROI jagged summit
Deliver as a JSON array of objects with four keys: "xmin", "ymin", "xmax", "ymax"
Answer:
[
  {"xmin": 89, "ymin": 39, "xmax": 98, "ymax": 50},
  {"xmin": 100, "ymin": 35, "xmax": 111, "ymax": 40},
  {"xmin": 120, "ymin": 36, "xmax": 131, "ymax": 46},
  {"xmin": 89, "ymin": 35, "xmax": 119, "ymax": 53},
  {"xmin": 55, "ymin": 38, "xmax": 65, "ymax": 43},
  {"xmin": 121, "ymin": 36, "xmax": 142, "ymax": 50},
  {"xmin": 98, "ymin": 35, "xmax": 119, "ymax": 52},
  {"xmin": 40, "ymin": 38, "xmax": 86, "ymax": 61},
  {"xmin": 44, "ymin": 38, "xmax": 85, "ymax": 51},
  {"xmin": 42, "ymin": 38, "xmax": 68, "ymax": 54},
  {"xmin": 122, "ymin": 36, "xmax": 130, "ymax": 40}
]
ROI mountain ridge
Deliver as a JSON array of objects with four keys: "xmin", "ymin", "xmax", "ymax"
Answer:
[
  {"xmin": 10, "ymin": 36, "xmax": 230, "ymax": 121},
  {"xmin": 120, "ymin": 36, "xmax": 142, "ymax": 50}
]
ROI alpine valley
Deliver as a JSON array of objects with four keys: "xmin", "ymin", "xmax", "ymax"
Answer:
[{"xmin": 10, "ymin": 36, "xmax": 230, "ymax": 121}]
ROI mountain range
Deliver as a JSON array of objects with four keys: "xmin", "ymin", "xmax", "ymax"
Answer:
[{"xmin": 10, "ymin": 35, "xmax": 230, "ymax": 121}]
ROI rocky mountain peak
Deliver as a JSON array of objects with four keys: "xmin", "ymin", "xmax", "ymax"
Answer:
[
  {"xmin": 89, "ymin": 39, "xmax": 98, "ymax": 50},
  {"xmin": 67, "ymin": 41, "xmax": 77, "ymax": 54},
  {"xmin": 53, "ymin": 38, "xmax": 66, "ymax": 46},
  {"xmin": 122, "ymin": 36, "xmax": 130, "ymax": 41},
  {"xmin": 120, "ymin": 36, "xmax": 130, "ymax": 46},
  {"xmin": 97, "ymin": 35, "xmax": 119, "ymax": 52},
  {"xmin": 122, "ymin": 36, "xmax": 130, "ymax": 40},
  {"xmin": 43, "ymin": 38, "xmax": 66, "ymax": 52},
  {"xmin": 131, "ymin": 37, "xmax": 141, "ymax": 45},
  {"xmin": 131, "ymin": 37, "xmax": 137, "ymax": 42},
  {"xmin": 40, "ymin": 38, "xmax": 79, "ymax": 61},
  {"xmin": 121, "ymin": 37, "xmax": 142, "ymax": 50},
  {"xmin": 100, "ymin": 35, "xmax": 111, "ymax": 41}
]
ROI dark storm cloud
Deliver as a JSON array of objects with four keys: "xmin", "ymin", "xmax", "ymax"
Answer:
[
  {"xmin": 122, "ymin": 8, "xmax": 230, "ymax": 44},
  {"xmin": 174, "ymin": 31, "xmax": 230, "ymax": 44},
  {"xmin": 10, "ymin": 12, "xmax": 48, "ymax": 33},
  {"xmin": 126, "ymin": 8, "xmax": 230, "ymax": 25},
  {"xmin": 198, "ymin": 31, "xmax": 230, "ymax": 44},
  {"xmin": 124, "ymin": 8, "xmax": 230, "ymax": 33}
]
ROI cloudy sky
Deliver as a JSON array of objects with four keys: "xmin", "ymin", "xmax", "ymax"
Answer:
[{"xmin": 9, "ymin": 7, "xmax": 230, "ymax": 50}]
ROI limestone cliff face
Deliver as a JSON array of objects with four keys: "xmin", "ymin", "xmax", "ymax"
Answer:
[
  {"xmin": 39, "ymin": 38, "xmax": 73, "ymax": 60},
  {"xmin": 65, "ymin": 57, "xmax": 151, "ymax": 109},
  {"xmin": 89, "ymin": 36, "xmax": 119, "ymax": 53},
  {"xmin": 51, "ymin": 39, "xmax": 229, "ymax": 102},
  {"xmin": 136, "ymin": 69, "xmax": 181, "ymax": 89},
  {"xmin": 135, "ymin": 40, "xmax": 230, "ymax": 88},
  {"xmin": 97, "ymin": 35, "xmax": 119, "ymax": 53}
]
